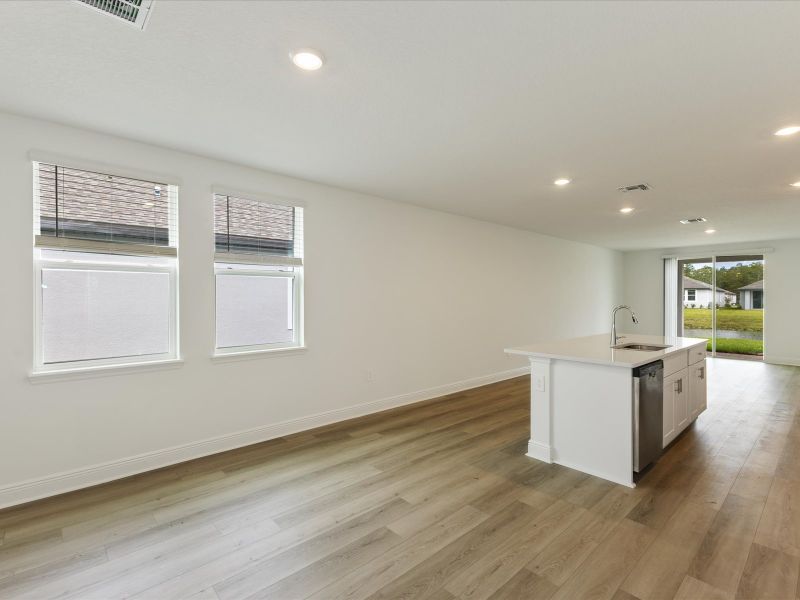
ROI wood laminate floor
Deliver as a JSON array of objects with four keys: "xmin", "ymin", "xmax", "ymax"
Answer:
[{"xmin": 2, "ymin": 358, "xmax": 800, "ymax": 599}]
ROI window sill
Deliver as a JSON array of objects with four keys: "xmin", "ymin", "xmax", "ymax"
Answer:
[
  {"xmin": 29, "ymin": 358, "xmax": 184, "ymax": 383},
  {"xmin": 211, "ymin": 346, "xmax": 307, "ymax": 363}
]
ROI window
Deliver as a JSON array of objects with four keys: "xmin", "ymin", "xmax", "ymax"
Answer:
[
  {"xmin": 33, "ymin": 162, "xmax": 179, "ymax": 372},
  {"xmin": 213, "ymin": 193, "xmax": 303, "ymax": 354},
  {"xmin": 687, "ymin": 289, "xmax": 696, "ymax": 301}
]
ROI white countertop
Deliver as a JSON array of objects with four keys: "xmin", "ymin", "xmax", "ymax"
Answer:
[{"xmin": 505, "ymin": 333, "xmax": 707, "ymax": 368}]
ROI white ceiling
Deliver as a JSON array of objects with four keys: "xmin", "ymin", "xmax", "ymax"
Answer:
[{"xmin": 1, "ymin": 1, "xmax": 799, "ymax": 250}]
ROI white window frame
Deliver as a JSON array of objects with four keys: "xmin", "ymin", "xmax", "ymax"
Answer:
[
  {"xmin": 212, "ymin": 190, "xmax": 304, "ymax": 356},
  {"xmin": 33, "ymin": 252, "xmax": 179, "ymax": 373},
  {"xmin": 31, "ymin": 160, "xmax": 180, "ymax": 374}
]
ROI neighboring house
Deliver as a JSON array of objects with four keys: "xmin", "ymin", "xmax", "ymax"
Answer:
[
  {"xmin": 738, "ymin": 280, "xmax": 764, "ymax": 309},
  {"xmin": 682, "ymin": 275, "xmax": 736, "ymax": 307}
]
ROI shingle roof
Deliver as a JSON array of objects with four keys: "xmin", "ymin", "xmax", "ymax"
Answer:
[
  {"xmin": 738, "ymin": 279, "xmax": 764, "ymax": 291},
  {"xmin": 682, "ymin": 275, "xmax": 734, "ymax": 294}
]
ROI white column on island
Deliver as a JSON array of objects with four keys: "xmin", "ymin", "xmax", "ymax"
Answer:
[{"xmin": 527, "ymin": 357, "xmax": 553, "ymax": 463}]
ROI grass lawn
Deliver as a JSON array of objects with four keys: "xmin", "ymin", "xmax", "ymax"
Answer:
[
  {"xmin": 707, "ymin": 338, "xmax": 764, "ymax": 355},
  {"xmin": 684, "ymin": 308, "xmax": 763, "ymax": 332}
]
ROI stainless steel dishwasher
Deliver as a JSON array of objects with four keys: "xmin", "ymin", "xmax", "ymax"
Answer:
[{"xmin": 633, "ymin": 360, "xmax": 663, "ymax": 472}]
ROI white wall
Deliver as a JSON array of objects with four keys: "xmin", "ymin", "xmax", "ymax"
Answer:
[
  {"xmin": 0, "ymin": 112, "xmax": 623, "ymax": 506},
  {"xmin": 682, "ymin": 289, "xmax": 735, "ymax": 308},
  {"xmin": 622, "ymin": 239, "xmax": 800, "ymax": 365}
]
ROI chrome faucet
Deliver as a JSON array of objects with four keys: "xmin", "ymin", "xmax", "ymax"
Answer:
[{"xmin": 611, "ymin": 305, "xmax": 639, "ymax": 346}]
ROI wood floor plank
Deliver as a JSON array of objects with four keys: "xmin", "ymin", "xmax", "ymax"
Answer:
[
  {"xmin": 442, "ymin": 499, "xmax": 585, "ymax": 599},
  {"xmin": 387, "ymin": 466, "xmax": 515, "ymax": 533},
  {"xmin": 0, "ymin": 547, "xmax": 108, "ymax": 599},
  {"xmin": 527, "ymin": 511, "xmax": 602, "ymax": 587},
  {"xmin": 735, "ymin": 542, "xmax": 800, "ymax": 600},
  {"xmin": 307, "ymin": 505, "xmax": 489, "ymax": 600},
  {"xmin": 368, "ymin": 500, "xmax": 550, "ymax": 600},
  {"xmin": 234, "ymin": 526, "xmax": 403, "ymax": 600},
  {"xmin": 689, "ymin": 492, "xmax": 766, "ymax": 594},
  {"xmin": 753, "ymin": 477, "xmax": 800, "ymax": 558},
  {"xmin": 620, "ymin": 498, "xmax": 719, "ymax": 600},
  {"xmin": 728, "ymin": 447, "xmax": 781, "ymax": 503},
  {"xmin": 549, "ymin": 518, "xmax": 656, "ymax": 600},
  {"xmin": 485, "ymin": 568, "xmax": 557, "ymax": 600},
  {"xmin": 134, "ymin": 497, "xmax": 415, "ymax": 600},
  {"xmin": 685, "ymin": 452, "xmax": 743, "ymax": 511},
  {"xmin": 674, "ymin": 575, "xmax": 732, "ymax": 600}
]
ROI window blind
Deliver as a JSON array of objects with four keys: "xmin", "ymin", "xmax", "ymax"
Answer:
[
  {"xmin": 664, "ymin": 257, "xmax": 678, "ymax": 337},
  {"xmin": 214, "ymin": 193, "xmax": 303, "ymax": 265},
  {"xmin": 34, "ymin": 162, "xmax": 177, "ymax": 256}
]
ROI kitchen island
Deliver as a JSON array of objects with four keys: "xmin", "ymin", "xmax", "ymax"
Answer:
[{"xmin": 505, "ymin": 333, "xmax": 708, "ymax": 487}]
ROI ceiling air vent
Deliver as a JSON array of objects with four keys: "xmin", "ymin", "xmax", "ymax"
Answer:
[
  {"xmin": 75, "ymin": 0, "xmax": 154, "ymax": 30},
  {"xmin": 680, "ymin": 217, "xmax": 708, "ymax": 225},
  {"xmin": 618, "ymin": 183, "xmax": 652, "ymax": 192}
]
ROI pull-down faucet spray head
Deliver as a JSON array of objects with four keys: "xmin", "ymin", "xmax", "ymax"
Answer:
[{"xmin": 611, "ymin": 305, "xmax": 638, "ymax": 346}]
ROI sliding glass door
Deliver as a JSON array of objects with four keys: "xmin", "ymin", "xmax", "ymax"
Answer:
[
  {"xmin": 714, "ymin": 256, "xmax": 764, "ymax": 359},
  {"xmin": 679, "ymin": 257, "xmax": 713, "ymax": 351},
  {"xmin": 675, "ymin": 255, "xmax": 764, "ymax": 360}
]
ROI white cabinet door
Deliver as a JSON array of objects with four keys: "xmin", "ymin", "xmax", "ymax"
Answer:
[
  {"xmin": 674, "ymin": 367, "xmax": 689, "ymax": 433},
  {"xmin": 688, "ymin": 359, "xmax": 707, "ymax": 420},
  {"xmin": 663, "ymin": 367, "xmax": 689, "ymax": 448},
  {"xmin": 663, "ymin": 370, "xmax": 678, "ymax": 447}
]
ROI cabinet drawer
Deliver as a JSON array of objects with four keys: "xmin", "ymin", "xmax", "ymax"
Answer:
[
  {"xmin": 663, "ymin": 351, "xmax": 688, "ymax": 377},
  {"xmin": 689, "ymin": 345, "xmax": 707, "ymax": 365}
]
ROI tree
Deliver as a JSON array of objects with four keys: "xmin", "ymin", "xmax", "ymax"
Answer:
[{"xmin": 682, "ymin": 262, "xmax": 762, "ymax": 292}]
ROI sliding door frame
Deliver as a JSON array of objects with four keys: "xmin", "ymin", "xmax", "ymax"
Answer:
[{"xmin": 670, "ymin": 253, "xmax": 765, "ymax": 358}]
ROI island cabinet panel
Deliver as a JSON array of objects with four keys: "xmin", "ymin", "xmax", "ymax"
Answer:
[
  {"xmin": 689, "ymin": 345, "xmax": 707, "ymax": 365},
  {"xmin": 674, "ymin": 368, "xmax": 690, "ymax": 432},
  {"xmin": 688, "ymin": 359, "xmax": 707, "ymax": 420},
  {"xmin": 663, "ymin": 350, "xmax": 689, "ymax": 377},
  {"xmin": 663, "ymin": 367, "xmax": 689, "ymax": 448},
  {"xmin": 663, "ymin": 371, "xmax": 678, "ymax": 446},
  {"xmin": 548, "ymin": 360, "xmax": 634, "ymax": 487}
]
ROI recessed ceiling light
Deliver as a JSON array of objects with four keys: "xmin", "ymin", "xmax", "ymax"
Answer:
[
  {"xmin": 554, "ymin": 178, "xmax": 571, "ymax": 186},
  {"xmin": 791, "ymin": 181, "xmax": 800, "ymax": 187},
  {"xmin": 705, "ymin": 228, "xmax": 716, "ymax": 234},
  {"xmin": 774, "ymin": 125, "xmax": 800, "ymax": 136},
  {"xmin": 619, "ymin": 207, "xmax": 634, "ymax": 214},
  {"xmin": 291, "ymin": 49, "xmax": 324, "ymax": 71}
]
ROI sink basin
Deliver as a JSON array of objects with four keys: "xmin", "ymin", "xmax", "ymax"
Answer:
[{"xmin": 613, "ymin": 343, "xmax": 671, "ymax": 351}]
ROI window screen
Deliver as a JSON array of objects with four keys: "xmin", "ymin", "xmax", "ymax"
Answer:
[
  {"xmin": 215, "ymin": 273, "xmax": 294, "ymax": 349},
  {"xmin": 41, "ymin": 266, "xmax": 171, "ymax": 364}
]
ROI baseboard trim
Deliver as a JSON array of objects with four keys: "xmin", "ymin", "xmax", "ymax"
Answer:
[
  {"xmin": 0, "ymin": 366, "xmax": 530, "ymax": 510},
  {"xmin": 764, "ymin": 356, "xmax": 800, "ymax": 367},
  {"xmin": 553, "ymin": 457, "xmax": 635, "ymax": 488},
  {"xmin": 526, "ymin": 440, "xmax": 553, "ymax": 463}
]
